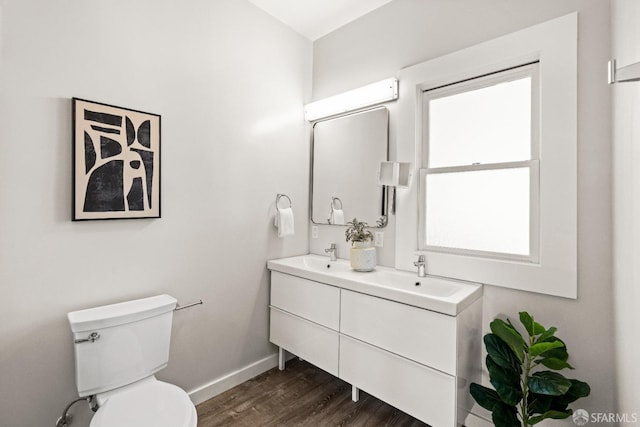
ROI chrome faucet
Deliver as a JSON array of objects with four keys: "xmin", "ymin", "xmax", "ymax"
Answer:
[
  {"xmin": 325, "ymin": 243, "xmax": 337, "ymax": 261},
  {"xmin": 414, "ymin": 255, "xmax": 427, "ymax": 277}
]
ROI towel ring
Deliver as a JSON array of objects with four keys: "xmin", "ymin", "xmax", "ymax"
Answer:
[{"xmin": 276, "ymin": 193, "xmax": 292, "ymax": 209}]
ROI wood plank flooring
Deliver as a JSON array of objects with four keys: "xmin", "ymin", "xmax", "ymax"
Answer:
[{"xmin": 196, "ymin": 358, "xmax": 428, "ymax": 426}]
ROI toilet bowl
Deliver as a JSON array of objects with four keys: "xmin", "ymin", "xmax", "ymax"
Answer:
[
  {"xmin": 90, "ymin": 377, "xmax": 197, "ymax": 427},
  {"xmin": 67, "ymin": 295, "xmax": 198, "ymax": 427},
  {"xmin": 90, "ymin": 377, "xmax": 198, "ymax": 427}
]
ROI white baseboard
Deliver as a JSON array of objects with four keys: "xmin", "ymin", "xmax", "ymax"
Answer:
[{"xmin": 187, "ymin": 353, "xmax": 280, "ymax": 405}]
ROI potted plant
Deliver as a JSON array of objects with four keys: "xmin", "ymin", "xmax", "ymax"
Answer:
[
  {"xmin": 345, "ymin": 218, "xmax": 376, "ymax": 271},
  {"xmin": 470, "ymin": 311, "xmax": 590, "ymax": 427}
]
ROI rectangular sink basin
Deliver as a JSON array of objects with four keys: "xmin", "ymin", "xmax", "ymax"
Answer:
[
  {"xmin": 296, "ymin": 255, "xmax": 352, "ymax": 273},
  {"xmin": 369, "ymin": 270, "xmax": 459, "ymax": 297},
  {"xmin": 267, "ymin": 254, "xmax": 482, "ymax": 315}
]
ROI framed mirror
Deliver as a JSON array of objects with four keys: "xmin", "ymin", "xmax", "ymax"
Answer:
[{"xmin": 311, "ymin": 107, "xmax": 389, "ymax": 227}]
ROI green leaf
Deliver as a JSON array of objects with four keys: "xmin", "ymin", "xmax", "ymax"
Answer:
[
  {"xmin": 519, "ymin": 312, "xmax": 534, "ymax": 335},
  {"xmin": 470, "ymin": 383, "xmax": 502, "ymax": 411},
  {"xmin": 487, "ymin": 356, "xmax": 523, "ymax": 406},
  {"xmin": 530, "ymin": 341, "xmax": 565, "ymax": 358},
  {"xmin": 533, "ymin": 322, "xmax": 545, "ymax": 335},
  {"xmin": 519, "ymin": 312, "xmax": 545, "ymax": 336},
  {"xmin": 555, "ymin": 379, "xmax": 591, "ymax": 405},
  {"xmin": 542, "ymin": 346, "xmax": 569, "ymax": 362},
  {"xmin": 536, "ymin": 356, "xmax": 574, "ymax": 371},
  {"xmin": 527, "ymin": 392, "xmax": 553, "ymax": 415},
  {"xmin": 528, "ymin": 380, "xmax": 589, "ymax": 414},
  {"xmin": 484, "ymin": 334, "xmax": 522, "ymax": 373},
  {"xmin": 528, "ymin": 371, "xmax": 572, "ymax": 396},
  {"xmin": 534, "ymin": 336, "xmax": 569, "ymax": 363},
  {"xmin": 490, "ymin": 319, "xmax": 526, "ymax": 362},
  {"xmin": 537, "ymin": 326, "xmax": 558, "ymax": 343},
  {"xmin": 529, "ymin": 410, "xmax": 572, "ymax": 425},
  {"xmin": 538, "ymin": 334, "xmax": 565, "ymax": 345},
  {"xmin": 492, "ymin": 402, "xmax": 522, "ymax": 427},
  {"xmin": 506, "ymin": 318, "xmax": 528, "ymax": 341}
]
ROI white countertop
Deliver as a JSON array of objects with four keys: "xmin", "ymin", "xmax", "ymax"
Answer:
[{"xmin": 267, "ymin": 254, "xmax": 483, "ymax": 316}]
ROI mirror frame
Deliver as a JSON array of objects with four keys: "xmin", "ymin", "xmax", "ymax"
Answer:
[{"xmin": 309, "ymin": 106, "xmax": 389, "ymax": 228}]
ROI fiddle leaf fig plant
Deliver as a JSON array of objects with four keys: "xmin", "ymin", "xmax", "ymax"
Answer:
[
  {"xmin": 470, "ymin": 312, "xmax": 590, "ymax": 427},
  {"xmin": 345, "ymin": 218, "xmax": 374, "ymax": 244}
]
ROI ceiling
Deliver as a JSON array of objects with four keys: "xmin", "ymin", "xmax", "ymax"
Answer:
[{"xmin": 247, "ymin": 0, "xmax": 394, "ymax": 41}]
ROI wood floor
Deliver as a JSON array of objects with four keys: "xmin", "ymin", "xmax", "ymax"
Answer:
[{"xmin": 196, "ymin": 358, "xmax": 428, "ymax": 427}]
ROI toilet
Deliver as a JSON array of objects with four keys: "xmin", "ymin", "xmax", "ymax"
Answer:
[{"xmin": 67, "ymin": 294, "xmax": 197, "ymax": 427}]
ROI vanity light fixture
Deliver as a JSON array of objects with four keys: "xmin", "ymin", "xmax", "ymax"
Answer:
[
  {"xmin": 304, "ymin": 78, "xmax": 398, "ymax": 121},
  {"xmin": 378, "ymin": 161, "xmax": 412, "ymax": 215}
]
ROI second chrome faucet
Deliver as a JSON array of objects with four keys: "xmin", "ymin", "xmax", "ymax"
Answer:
[
  {"xmin": 414, "ymin": 255, "xmax": 427, "ymax": 277},
  {"xmin": 325, "ymin": 243, "xmax": 337, "ymax": 261}
]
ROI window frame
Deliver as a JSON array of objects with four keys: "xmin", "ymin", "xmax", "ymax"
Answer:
[
  {"xmin": 394, "ymin": 13, "xmax": 577, "ymax": 298},
  {"xmin": 418, "ymin": 63, "xmax": 540, "ymax": 263}
]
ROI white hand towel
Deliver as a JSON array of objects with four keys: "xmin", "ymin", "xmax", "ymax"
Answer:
[
  {"xmin": 330, "ymin": 209, "xmax": 345, "ymax": 225},
  {"xmin": 275, "ymin": 207, "xmax": 295, "ymax": 237}
]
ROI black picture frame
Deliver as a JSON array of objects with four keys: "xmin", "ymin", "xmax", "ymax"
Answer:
[{"xmin": 72, "ymin": 98, "xmax": 161, "ymax": 220}]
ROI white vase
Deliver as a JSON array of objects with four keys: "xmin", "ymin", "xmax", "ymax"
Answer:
[{"xmin": 349, "ymin": 241, "xmax": 376, "ymax": 272}]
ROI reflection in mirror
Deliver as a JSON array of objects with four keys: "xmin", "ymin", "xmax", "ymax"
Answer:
[{"xmin": 311, "ymin": 107, "xmax": 389, "ymax": 227}]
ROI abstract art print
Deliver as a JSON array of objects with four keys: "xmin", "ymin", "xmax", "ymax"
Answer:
[{"xmin": 72, "ymin": 98, "xmax": 161, "ymax": 220}]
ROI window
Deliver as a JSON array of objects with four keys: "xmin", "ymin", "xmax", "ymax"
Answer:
[{"xmin": 419, "ymin": 64, "xmax": 539, "ymax": 262}]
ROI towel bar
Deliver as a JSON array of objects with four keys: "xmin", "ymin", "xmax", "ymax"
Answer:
[
  {"xmin": 175, "ymin": 300, "xmax": 203, "ymax": 311},
  {"xmin": 608, "ymin": 59, "xmax": 640, "ymax": 84}
]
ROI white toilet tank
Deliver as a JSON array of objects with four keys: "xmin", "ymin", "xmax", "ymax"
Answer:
[{"xmin": 67, "ymin": 295, "xmax": 178, "ymax": 397}]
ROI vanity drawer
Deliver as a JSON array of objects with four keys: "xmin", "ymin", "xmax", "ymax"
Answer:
[
  {"xmin": 270, "ymin": 308, "xmax": 339, "ymax": 376},
  {"xmin": 271, "ymin": 272, "xmax": 340, "ymax": 330},
  {"xmin": 339, "ymin": 336, "xmax": 456, "ymax": 427},
  {"xmin": 340, "ymin": 290, "xmax": 457, "ymax": 375}
]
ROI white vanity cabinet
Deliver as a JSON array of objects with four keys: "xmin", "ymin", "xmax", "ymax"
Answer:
[
  {"xmin": 269, "ymin": 271, "xmax": 340, "ymax": 376},
  {"xmin": 267, "ymin": 258, "xmax": 482, "ymax": 427},
  {"xmin": 339, "ymin": 289, "xmax": 481, "ymax": 426}
]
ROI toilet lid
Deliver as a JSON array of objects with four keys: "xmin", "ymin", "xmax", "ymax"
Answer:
[{"xmin": 90, "ymin": 381, "xmax": 197, "ymax": 427}]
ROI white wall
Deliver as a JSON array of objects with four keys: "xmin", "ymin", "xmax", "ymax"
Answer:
[
  {"xmin": 312, "ymin": 0, "xmax": 615, "ymax": 422},
  {"xmin": 0, "ymin": 1, "xmax": 312, "ymax": 426},
  {"xmin": 612, "ymin": 0, "xmax": 640, "ymax": 415}
]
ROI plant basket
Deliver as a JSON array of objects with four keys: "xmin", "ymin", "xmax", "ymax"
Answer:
[{"xmin": 349, "ymin": 240, "xmax": 376, "ymax": 271}]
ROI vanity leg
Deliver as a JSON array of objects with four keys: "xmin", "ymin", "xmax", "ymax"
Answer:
[
  {"xmin": 278, "ymin": 347, "xmax": 285, "ymax": 371},
  {"xmin": 351, "ymin": 385, "xmax": 360, "ymax": 402}
]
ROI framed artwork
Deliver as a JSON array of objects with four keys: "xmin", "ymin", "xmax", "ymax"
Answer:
[{"xmin": 72, "ymin": 98, "xmax": 161, "ymax": 220}]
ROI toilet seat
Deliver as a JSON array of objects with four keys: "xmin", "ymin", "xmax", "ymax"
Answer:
[{"xmin": 90, "ymin": 379, "xmax": 197, "ymax": 427}]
